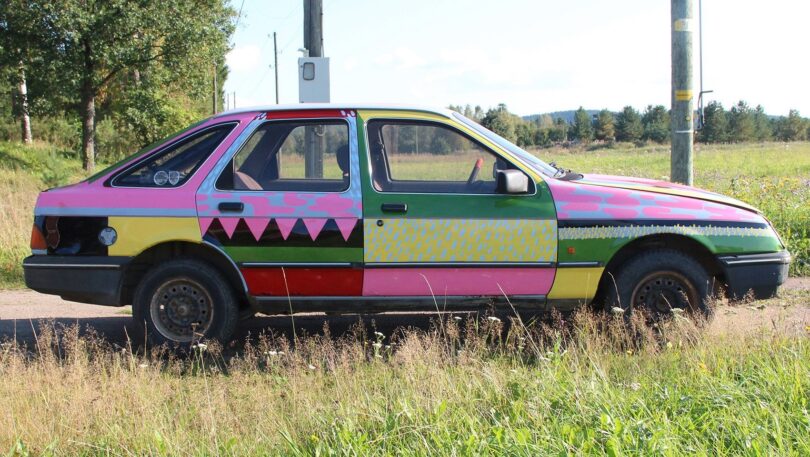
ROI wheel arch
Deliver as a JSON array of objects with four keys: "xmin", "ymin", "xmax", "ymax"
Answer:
[
  {"xmin": 593, "ymin": 233, "xmax": 724, "ymax": 304},
  {"xmin": 120, "ymin": 240, "xmax": 250, "ymax": 311}
]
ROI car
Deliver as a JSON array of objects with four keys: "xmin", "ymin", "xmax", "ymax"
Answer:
[{"xmin": 23, "ymin": 105, "xmax": 791, "ymax": 344}]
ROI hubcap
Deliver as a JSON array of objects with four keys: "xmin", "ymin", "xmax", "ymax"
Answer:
[
  {"xmin": 631, "ymin": 271, "xmax": 698, "ymax": 315},
  {"xmin": 149, "ymin": 278, "xmax": 214, "ymax": 343}
]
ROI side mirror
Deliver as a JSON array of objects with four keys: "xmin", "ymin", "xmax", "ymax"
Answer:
[{"xmin": 496, "ymin": 169, "xmax": 530, "ymax": 194}]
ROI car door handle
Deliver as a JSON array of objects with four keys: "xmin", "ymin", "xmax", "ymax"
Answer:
[
  {"xmin": 381, "ymin": 203, "xmax": 407, "ymax": 213},
  {"xmin": 218, "ymin": 202, "xmax": 244, "ymax": 213}
]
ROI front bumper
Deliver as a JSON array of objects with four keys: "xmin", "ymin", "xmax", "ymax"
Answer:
[
  {"xmin": 23, "ymin": 256, "xmax": 129, "ymax": 306},
  {"xmin": 718, "ymin": 251, "xmax": 791, "ymax": 300}
]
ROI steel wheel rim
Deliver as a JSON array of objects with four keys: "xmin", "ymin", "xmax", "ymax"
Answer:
[
  {"xmin": 149, "ymin": 278, "xmax": 214, "ymax": 343},
  {"xmin": 630, "ymin": 270, "xmax": 698, "ymax": 314}
]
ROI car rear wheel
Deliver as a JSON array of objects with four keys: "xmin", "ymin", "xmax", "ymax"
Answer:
[
  {"xmin": 605, "ymin": 249, "xmax": 713, "ymax": 319},
  {"xmin": 133, "ymin": 259, "xmax": 238, "ymax": 346}
]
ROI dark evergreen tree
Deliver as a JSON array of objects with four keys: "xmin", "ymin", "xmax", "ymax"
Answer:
[
  {"xmin": 594, "ymin": 109, "xmax": 615, "ymax": 142},
  {"xmin": 615, "ymin": 106, "xmax": 643, "ymax": 143},
  {"xmin": 641, "ymin": 105, "xmax": 670, "ymax": 143},
  {"xmin": 571, "ymin": 106, "xmax": 593, "ymax": 143}
]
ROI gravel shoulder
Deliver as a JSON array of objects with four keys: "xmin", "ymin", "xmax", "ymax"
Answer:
[{"xmin": 0, "ymin": 278, "xmax": 807, "ymax": 345}]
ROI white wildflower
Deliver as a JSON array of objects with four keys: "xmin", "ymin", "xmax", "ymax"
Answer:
[
  {"xmin": 611, "ymin": 307, "xmax": 625, "ymax": 315},
  {"xmin": 307, "ymin": 364, "xmax": 316, "ymax": 370},
  {"xmin": 487, "ymin": 316, "xmax": 501, "ymax": 323}
]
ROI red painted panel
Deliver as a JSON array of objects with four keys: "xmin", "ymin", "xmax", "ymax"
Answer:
[
  {"xmin": 241, "ymin": 267, "xmax": 363, "ymax": 296},
  {"xmin": 264, "ymin": 109, "xmax": 349, "ymax": 119}
]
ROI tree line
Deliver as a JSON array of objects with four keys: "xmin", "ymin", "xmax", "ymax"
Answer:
[
  {"xmin": 0, "ymin": 0, "xmax": 235, "ymax": 171},
  {"xmin": 450, "ymin": 102, "xmax": 810, "ymax": 148}
]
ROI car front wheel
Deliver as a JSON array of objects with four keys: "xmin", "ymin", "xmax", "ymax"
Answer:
[
  {"xmin": 605, "ymin": 249, "xmax": 713, "ymax": 319},
  {"xmin": 133, "ymin": 259, "xmax": 238, "ymax": 346}
]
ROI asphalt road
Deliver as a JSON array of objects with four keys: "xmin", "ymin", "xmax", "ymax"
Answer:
[{"xmin": 1, "ymin": 277, "xmax": 808, "ymax": 347}]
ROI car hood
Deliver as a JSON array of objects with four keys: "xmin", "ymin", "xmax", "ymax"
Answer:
[{"xmin": 575, "ymin": 174, "xmax": 759, "ymax": 213}]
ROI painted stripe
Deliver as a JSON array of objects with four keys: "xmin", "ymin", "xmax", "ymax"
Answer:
[
  {"xmin": 36, "ymin": 207, "xmax": 197, "ymax": 217},
  {"xmin": 547, "ymin": 267, "xmax": 604, "ymax": 300},
  {"xmin": 364, "ymin": 262, "xmax": 554, "ymax": 268},
  {"xmin": 559, "ymin": 224, "xmax": 774, "ymax": 241},
  {"xmin": 221, "ymin": 246, "xmax": 363, "ymax": 263},
  {"xmin": 558, "ymin": 219, "xmax": 768, "ymax": 229},
  {"xmin": 241, "ymin": 267, "xmax": 363, "ymax": 296},
  {"xmin": 362, "ymin": 268, "xmax": 555, "ymax": 296}
]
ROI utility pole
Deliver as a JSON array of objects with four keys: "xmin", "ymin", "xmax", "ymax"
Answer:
[
  {"xmin": 303, "ymin": 0, "xmax": 324, "ymax": 178},
  {"xmin": 212, "ymin": 65, "xmax": 218, "ymax": 115},
  {"xmin": 671, "ymin": 0, "xmax": 694, "ymax": 185},
  {"xmin": 273, "ymin": 32, "xmax": 279, "ymax": 104}
]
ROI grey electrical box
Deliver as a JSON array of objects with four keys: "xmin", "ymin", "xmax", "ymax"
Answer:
[{"xmin": 298, "ymin": 57, "xmax": 330, "ymax": 103}]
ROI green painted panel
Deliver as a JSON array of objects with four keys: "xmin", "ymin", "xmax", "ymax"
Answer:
[
  {"xmin": 558, "ymin": 233, "xmax": 784, "ymax": 265},
  {"xmin": 223, "ymin": 246, "xmax": 363, "ymax": 263}
]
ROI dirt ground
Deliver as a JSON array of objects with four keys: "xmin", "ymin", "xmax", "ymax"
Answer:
[{"xmin": 0, "ymin": 278, "xmax": 807, "ymax": 346}]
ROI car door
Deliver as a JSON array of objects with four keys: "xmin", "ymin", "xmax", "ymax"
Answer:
[
  {"xmin": 357, "ymin": 110, "xmax": 558, "ymax": 299},
  {"xmin": 195, "ymin": 109, "xmax": 364, "ymax": 298}
]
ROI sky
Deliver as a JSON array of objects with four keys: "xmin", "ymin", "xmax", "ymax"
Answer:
[{"xmin": 223, "ymin": 0, "xmax": 810, "ymax": 117}]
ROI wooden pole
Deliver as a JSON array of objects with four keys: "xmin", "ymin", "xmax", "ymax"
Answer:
[{"xmin": 671, "ymin": 0, "xmax": 695, "ymax": 185}]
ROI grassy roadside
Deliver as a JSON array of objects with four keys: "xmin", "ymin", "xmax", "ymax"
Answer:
[
  {"xmin": 0, "ymin": 140, "xmax": 808, "ymax": 288},
  {"xmin": 1, "ymin": 290, "xmax": 808, "ymax": 455}
]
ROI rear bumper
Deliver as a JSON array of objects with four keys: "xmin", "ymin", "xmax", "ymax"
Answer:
[
  {"xmin": 23, "ymin": 256, "xmax": 129, "ymax": 306},
  {"xmin": 718, "ymin": 251, "xmax": 791, "ymax": 300}
]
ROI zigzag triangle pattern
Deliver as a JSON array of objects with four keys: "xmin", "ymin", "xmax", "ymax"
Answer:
[{"xmin": 199, "ymin": 217, "xmax": 358, "ymax": 241}]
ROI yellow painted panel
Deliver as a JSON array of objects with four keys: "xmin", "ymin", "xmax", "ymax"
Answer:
[
  {"xmin": 108, "ymin": 217, "xmax": 202, "ymax": 256},
  {"xmin": 357, "ymin": 110, "xmax": 543, "ymax": 182},
  {"xmin": 547, "ymin": 267, "xmax": 604, "ymax": 300},
  {"xmin": 365, "ymin": 218, "xmax": 557, "ymax": 263}
]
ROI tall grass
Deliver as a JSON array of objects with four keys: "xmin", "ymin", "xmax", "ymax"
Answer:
[{"xmin": 1, "ymin": 294, "xmax": 808, "ymax": 455}]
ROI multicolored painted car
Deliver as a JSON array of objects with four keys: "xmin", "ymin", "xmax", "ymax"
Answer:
[{"xmin": 24, "ymin": 105, "xmax": 790, "ymax": 344}]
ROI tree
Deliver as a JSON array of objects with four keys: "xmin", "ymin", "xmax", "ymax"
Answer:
[
  {"xmin": 25, "ymin": 0, "xmax": 235, "ymax": 170},
  {"xmin": 752, "ymin": 105, "xmax": 772, "ymax": 141},
  {"xmin": 641, "ymin": 105, "xmax": 669, "ymax": 143},
  {"xmin": 481, "ymin": 104, "xmax": 519, "ymax": 143},
  {"xmin": 0, "ymin": 0, "xmax": 53, "ymax": 144},
  {"xmin": 728, "ymin": 100, "xmax": 755, "ymax": 142},
  {"xmin": 548, "ymin": 118, "xmax": 568, "ymax": 143},
  {"xmin": 775, "ymin": 109, "xmax": 807, "ymax": 141},
  {"xmin": 615, "ymin": 106, "xmax": 642, "ymax": 143},
  {"xmin": 594, "ymin": 109, "xmax": 615, "ymax": 142},
  {"xmin": 699, "ymin": 101, "xmax": 728, "ymax": 143},
  {"xmin": 571, "ymin": 107, "xmax": 593, "ymax": 143}
]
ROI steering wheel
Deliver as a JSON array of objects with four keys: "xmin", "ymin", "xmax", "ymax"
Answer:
[{"xmin": 466, "ymin": 158, "xmax": 484, "ymax": 186}]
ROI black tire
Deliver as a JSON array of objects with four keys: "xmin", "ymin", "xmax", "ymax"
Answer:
[
  {"xmin": 133, "ymin": 258, "xmax": 239, "ymax": 346},
  {"xmin": 604, "ymin": 249, "xmax": 713, "ymax": 319}
]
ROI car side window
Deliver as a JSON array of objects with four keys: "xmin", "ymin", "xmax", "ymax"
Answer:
[
  {"xmin": 112, "ymin": 123, "xmax": 235, "ymax": 187},
  {"xmin": 366, "ymin": 120, "xmax": 518, "ymax": 194},
  {"xmin": 218, "ymin": 120, "xmax": 350, "ymax": 192}
]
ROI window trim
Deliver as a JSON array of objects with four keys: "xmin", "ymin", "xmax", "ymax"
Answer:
[
  {"xmin": 109, "ymin": 122, "xmax": 239, "ymax": 189},
  {"xmin": 215, "ymin": 117, "xmax": 353, "ymax": 194},
  {"xmin": 364, "ymin": 117, "xmax": 536, "ymax": 197}
]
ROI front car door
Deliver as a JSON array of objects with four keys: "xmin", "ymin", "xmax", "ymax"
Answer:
[{"xmin": 357, "ymin": 110, "xmax": 558, "ymax": 303}]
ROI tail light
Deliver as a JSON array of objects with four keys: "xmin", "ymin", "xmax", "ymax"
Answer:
[{"xmin": 30, "ymin": 223, "xmax": 47, "ymax": 252}]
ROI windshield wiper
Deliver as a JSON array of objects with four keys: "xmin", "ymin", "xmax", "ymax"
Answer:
[{"xmin": 548, "ymin": 162, "xmax": 583, "ymax": 181}]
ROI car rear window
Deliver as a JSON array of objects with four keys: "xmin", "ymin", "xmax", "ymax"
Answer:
[{"xmin": 112, "ymin": 123, "xmax": 236, "ymax": 188}]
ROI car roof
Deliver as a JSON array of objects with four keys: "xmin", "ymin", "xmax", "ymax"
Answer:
[{"xmin": 212, "ymin": 103, "xmax": 455, "ymax": 119}]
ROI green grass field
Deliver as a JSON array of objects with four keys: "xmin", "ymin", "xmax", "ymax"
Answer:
[{"xmin": 1, "ymin": 290, "xmax": 809, "ymax": 455}]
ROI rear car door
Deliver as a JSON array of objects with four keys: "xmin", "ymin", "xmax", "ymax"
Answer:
[
  {"xmin": 357, "ymin": 110, "xmax": 558, "ymax": 300},
  {"xmin": 195, "ymin": 110, "xmax": 363, "ymax": 299}
]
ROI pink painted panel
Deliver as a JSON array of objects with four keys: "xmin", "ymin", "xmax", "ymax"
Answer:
[{"xmin": 363, "ymin": 268, "xmax": 556, "ymax": 296}]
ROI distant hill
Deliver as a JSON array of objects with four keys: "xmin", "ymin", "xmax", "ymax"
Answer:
[{"xmin": 523, "ymin": 110, "xmax": 601, "ymax": 123}]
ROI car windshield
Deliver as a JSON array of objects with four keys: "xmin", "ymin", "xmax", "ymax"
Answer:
[{"xmin": 452, "ymin": 112, "xmax": 559, "ymax": 178}]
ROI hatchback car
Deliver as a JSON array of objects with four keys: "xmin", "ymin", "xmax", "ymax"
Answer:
[{"xmin": 24, "ymin": 105, "xmax": 790, "ymax": 344}]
